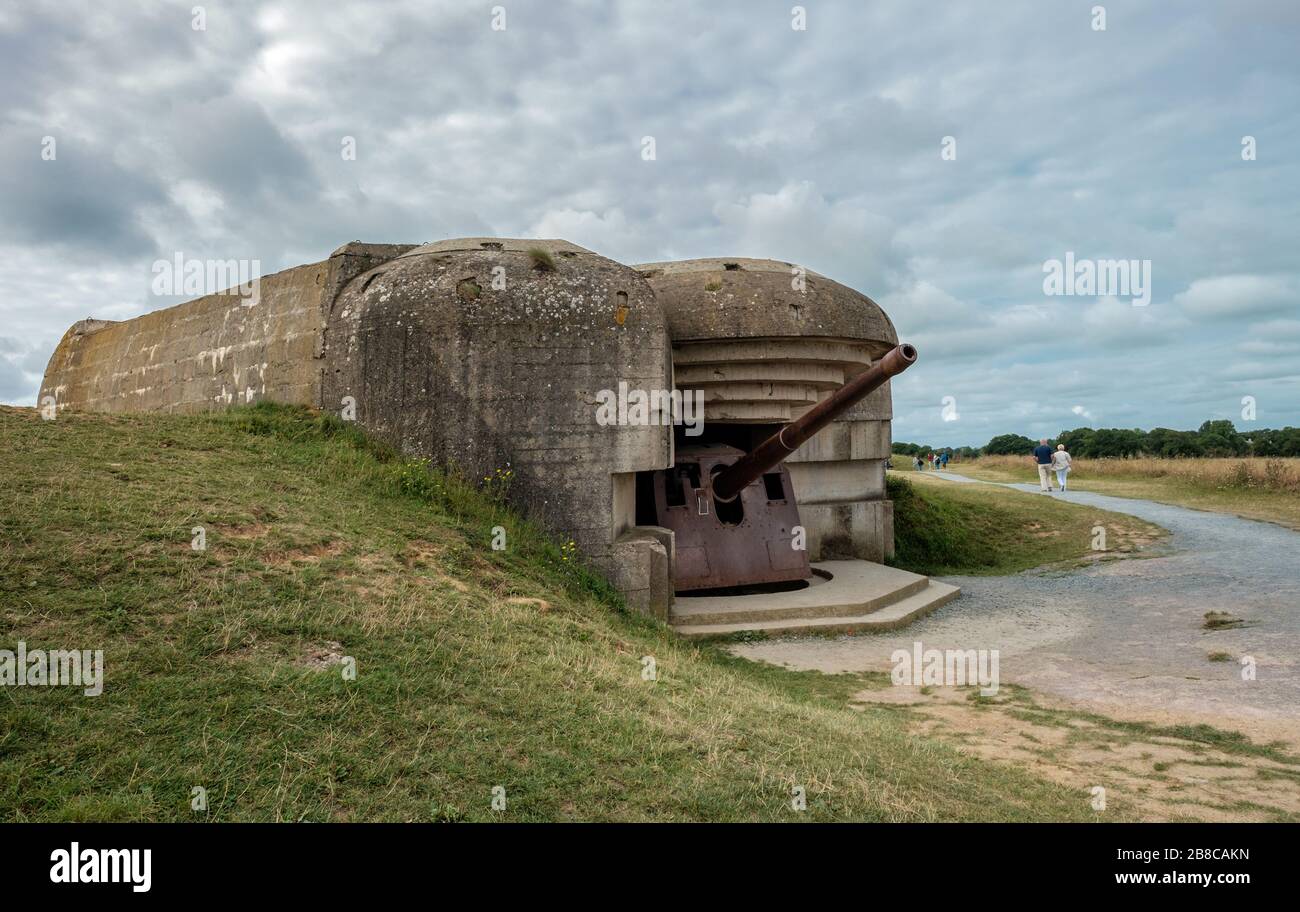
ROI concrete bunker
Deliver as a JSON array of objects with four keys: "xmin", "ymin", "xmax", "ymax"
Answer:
[{"xmin": 40, "ymin": 240, "xmax": 958, "ymax": 634}]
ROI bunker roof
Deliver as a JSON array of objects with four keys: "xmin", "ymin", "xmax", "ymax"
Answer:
[{"xmin": 635, "ymin": 257, "xmax": 897, "ymax": 349}]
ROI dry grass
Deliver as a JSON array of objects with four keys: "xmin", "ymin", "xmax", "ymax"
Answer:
[
  {"xmin": 954, "ymin": 455, "xmax": 1300, "ymax": 530},
  {"xmin": 971, "ymin": 455, "xmax": 1300, "ymax": 492}
]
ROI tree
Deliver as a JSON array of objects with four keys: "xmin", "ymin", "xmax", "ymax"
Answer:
[
  {"xmin": 1057, "ymin": 427, "xmax": 1095, "ymax": 456},
  {"xmin": 1249, "ymin": 427, "xmax": 1300, "ymax": 457},
  {"xmin": 1088, "ymin": 428, "xmax": 1145, "ymax": 458},
  {"xmin": 1146, "ymin": 427, "xmax": 1203, "ymax": 457},
  {"xmin": 983, "ymin": 433, "xmax": 1037, "ymax": 456},
  {"xmin": 1197, "ymin": 419, "xmax": 1246, "ymax": 457},
  {"xmin": 968, "ymin": 418, "xmax": 1297, "ymax": 461}
]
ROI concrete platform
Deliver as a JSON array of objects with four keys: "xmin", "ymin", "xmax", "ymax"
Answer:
[{"xmin": 670, "ymin": 560, "xmax": 959, "ymax": 638}]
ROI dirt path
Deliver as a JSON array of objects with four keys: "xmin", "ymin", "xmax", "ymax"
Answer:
[{"xmin": 733, "ymin": 475, "xmax": 1300, "ymax": 819}]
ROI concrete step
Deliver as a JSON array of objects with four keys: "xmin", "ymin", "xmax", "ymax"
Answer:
[
  {"xmin": 672, "ymin": 579, "xmax": 961, "ymax": 639},
  {"xmin": 670, "ymin": 560, "xmax": 929, "ymax": 627}
]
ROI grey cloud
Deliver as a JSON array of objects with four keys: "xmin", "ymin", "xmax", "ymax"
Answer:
[
  {"xmin": 0, "ymin": 136, "xmax": 163, "ymax": 257},
  {"xmin": 0, "ymin": 355, "xmax": 32, "ymax": 403}
]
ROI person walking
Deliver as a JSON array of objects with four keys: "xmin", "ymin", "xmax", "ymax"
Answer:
[
  {"xmin": 1051, "ymin": 444, "xmax": 1072, "ymax": 491},
  {"xmin": 1032, "ymin": 438, "xmax": 1055, "ymax": 492}
]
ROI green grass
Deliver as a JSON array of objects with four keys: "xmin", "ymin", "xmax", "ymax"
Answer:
[
  {"xmin": 886, "ymin": 472, "xmax": 1167, "ymax": 577},
  {"xmin": 0, "ymin": 404, "xmax": 1120, "ymax": 822}
]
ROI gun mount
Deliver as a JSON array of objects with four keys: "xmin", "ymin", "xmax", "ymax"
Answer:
[{"xmin": 650, "ymin": 343, "xmax": 918, "ymax": 591}]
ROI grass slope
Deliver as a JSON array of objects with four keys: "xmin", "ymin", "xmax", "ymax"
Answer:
[
  {"xmin": 887, "ymin": 472, "xmax": 1166, "ymax": 577},
  {"xmin": 0, "ymin": 404, "xmax": 1119, "ymax": 822}
]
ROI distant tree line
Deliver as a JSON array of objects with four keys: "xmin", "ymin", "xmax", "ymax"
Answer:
[
  {"xmin": 892, "ymin": 441, "xmax": 980, "ymax": 460},
  {"xmin": 895, "ymin": 420, "xmax": 1300, "ymax": 460}
]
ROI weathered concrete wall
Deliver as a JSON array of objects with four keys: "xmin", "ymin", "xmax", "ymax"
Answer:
[
  {"xmin": 321, "ymin": 238, "xmax": 674, "ymax": 604},
  {"xmin": 783, "ymin": 406, "xmax": 894, "ymax": 561},
  {"xmin": 41, "ymin": 264, "xmax": 326, "ymax": 414},
  {"xmin": 39, "ymin": 242, "xmax": 414, "ymax": 416}
]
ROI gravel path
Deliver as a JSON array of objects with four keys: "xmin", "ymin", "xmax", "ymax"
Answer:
[{"xmin": 734, "ymin": 474, "xmax": 1300, "ymax": 742}]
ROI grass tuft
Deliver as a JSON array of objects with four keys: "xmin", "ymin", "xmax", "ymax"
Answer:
[
  {"xmin": 527, "ymin": 247, "xmax": 557, "ymax": 272},
  {"xmin": 1203, "ymin": 612, "xmax": 1249, "ymax": 631}
]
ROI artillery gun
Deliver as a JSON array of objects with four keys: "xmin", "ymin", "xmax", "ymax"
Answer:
[{"xmin": 649, "ymin": 343, "xmax": 917, "ymax": 591}]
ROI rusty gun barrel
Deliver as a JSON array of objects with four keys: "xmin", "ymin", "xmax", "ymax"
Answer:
[{"xmin": 710, "ymin": 342, "xmax": 918, "ymax": 502}]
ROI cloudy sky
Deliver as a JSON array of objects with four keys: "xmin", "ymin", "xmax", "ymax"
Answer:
[{"xmin": 2, "ymin": 0, "xmax": 1297, "ymax": 446}]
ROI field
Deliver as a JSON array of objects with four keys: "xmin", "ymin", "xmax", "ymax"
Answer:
[
  {"xmin": 950, "ymin": 455, "xmax": 1300, "ymax": 530},
  {"xmin": 0, "ymin": 403, "xmax": 1125, "ymax": 822}
]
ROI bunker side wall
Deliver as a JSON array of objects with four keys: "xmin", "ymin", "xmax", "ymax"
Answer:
[
  {"xmin": 38, "ymin": 242, "xmax": 416, "ymax": 417},
  {"xmin": 40, "ymin": 263, "xmax": 330, "ymax": 415}
]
